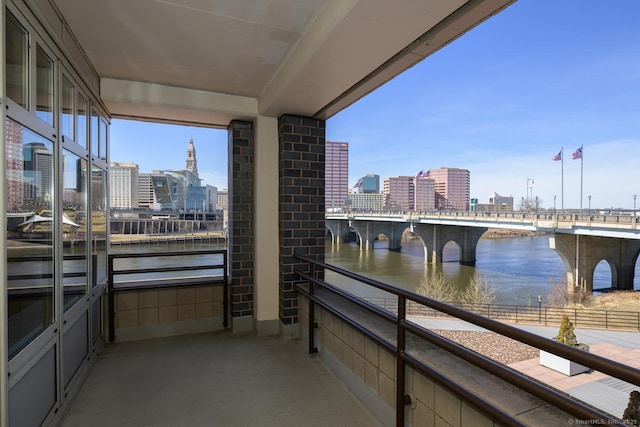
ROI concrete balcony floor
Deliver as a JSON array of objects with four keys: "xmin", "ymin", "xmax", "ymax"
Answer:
[{"xmin": 62, "ymin": 332, "xmax": 382, "ymax": 427}]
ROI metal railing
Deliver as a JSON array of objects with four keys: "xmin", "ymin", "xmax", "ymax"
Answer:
[
  {"xmin": 294, "ymin": 254, "xmax": 637, "ymax": 427},
  {"xmin": 365, "ymin": 298, "xmax": 640, "ymax": 331},
  {"xmin": 326, "ymin": 210, "xmax": 640, "ymax": 233},
  {"xmin": 107, "ymin": 249, "xmax": 228, "ymax": 342}
]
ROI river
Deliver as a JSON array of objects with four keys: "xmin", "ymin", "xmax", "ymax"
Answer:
[
  {"xmin": 109, "ymin": 234, "xmax": 639, "ymax": 306},
  {"xmin": 324, "ymin": 234, "xmax": 640, "ymax": 306}
]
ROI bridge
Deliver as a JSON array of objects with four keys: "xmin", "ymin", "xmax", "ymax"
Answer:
[{"xmin": 325, "ymin": 211, "xmax": 640, "ymax": 293}]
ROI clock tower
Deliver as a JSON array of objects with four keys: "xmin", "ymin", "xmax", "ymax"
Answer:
[{"xmin": 185, "ymin": 137, "xmax": 199, "ymax": 178}]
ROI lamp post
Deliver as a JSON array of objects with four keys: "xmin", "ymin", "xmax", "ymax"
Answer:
[
  {"xmin": 538, "ymin": 295, "xmax": 542, "ymax": 323},
  {"xmin": 527, "ymin": 178, "xmax": 534, "ymax": 199},
  {"xmin": 553, "ymin": 195, "xmax": 556, "ymax": 215},
  {"xmin": 526, "ymin": 178, "xmax": 534, "ymax": 211},
  {"xmin": 588, "ymin": 195, "xmax": 591, "ymax": 216}
]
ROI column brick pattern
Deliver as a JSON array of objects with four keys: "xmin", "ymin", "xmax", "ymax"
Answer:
[
  {"xmin": 278, "ymin": 115, "xmax": 325, "ymax": 324},
  {"xmin": 228, "ymin": 120, "xmax": 254, "ymax": 318}
]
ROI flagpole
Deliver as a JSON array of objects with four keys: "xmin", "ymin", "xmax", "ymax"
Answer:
[
  {"xmin": 579, "ymin": 144, "xmax": 584, "ymax": 214},
  {"xmin": 561, "ymin": 147, "xmax": 564, "ymax": 211}
]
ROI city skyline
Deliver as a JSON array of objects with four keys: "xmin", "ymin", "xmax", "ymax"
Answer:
[{"xmin": 112, "ymin": 0, "xmax": 640, "ymax": 210}]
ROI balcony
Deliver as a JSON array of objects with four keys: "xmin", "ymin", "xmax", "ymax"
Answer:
[{"xmin": 57, "ymin": 250, "xmax": 640, "ymax": 427}]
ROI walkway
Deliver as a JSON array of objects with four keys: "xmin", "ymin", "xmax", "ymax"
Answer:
[{"xmin": 410, "ymin": 317, "xmax": 640, "ymax": 419}]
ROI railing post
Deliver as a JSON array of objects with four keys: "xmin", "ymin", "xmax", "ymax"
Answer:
[
  {"xmin": 308, "ymin": 261, "xmax": 318, "ymax": 354},
  {"xmin": 223, "ymin": 251, "xmax": 229, "ymax": 327},
  {"xmin": 108, "ymin": 255, "xmax": 115, "ymax": 342},
  {"xmin": 396, "ymin": 296, "xmax": 409, "ymax": 427}
]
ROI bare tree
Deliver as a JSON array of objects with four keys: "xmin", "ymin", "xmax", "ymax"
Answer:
[
  {"xmin": 521, "ymin": 197, "xmax": 544, "ymax": 213},
  {"xmin": 417, "ymin": 270, "xmax": 457, "ymax": 303},
  {"xmin": 462, "ymin": 273, "xmax": 496, "ymax": 305}
]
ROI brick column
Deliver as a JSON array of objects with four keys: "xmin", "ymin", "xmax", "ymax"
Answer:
[
  {"xmin": 228, "ymin": 120, "xmax": 254, "ymax": 321},
  {"xmin": 278, "ymin": 115, "xmax": 325, "ymax": 325}
]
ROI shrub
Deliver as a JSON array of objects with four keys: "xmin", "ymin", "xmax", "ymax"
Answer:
[
  {"xmin": 555, "ymin": 315, "xmax": 589, "ymax": 350},
  {"xmin": 623, "ymin": 390, "xmax": 640, "ymax": 423}
]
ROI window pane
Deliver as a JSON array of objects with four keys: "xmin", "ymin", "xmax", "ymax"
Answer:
[
  {"xmin": 5, "ymin": 118, "xmax": 55, "ymax": 358},
  {"xmin": 6, "ymin": 12, "xmax": 29, "ymax": 109},
  {"xmin": 77, "ymin": 95, "xmax": 88, "ymax": 149},
  {"xmin": 63, "ymin": 151, "xmax": 87, "ymax": 310},
  {"xmin": 91, "ymin": 109, "xmax": 99, "ymax": 157},
  {"xmin": 36, "ymin": 45, "xmax": 54, "ymax": 126},
  {"xmin": 91, "ymin": 167, "xmax": 107, "ymax": 286},
  {"xmin": 62, "ymin": 75, "xmax": 75, "ymax": 141}
]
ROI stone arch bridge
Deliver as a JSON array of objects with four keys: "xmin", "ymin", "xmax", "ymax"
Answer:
[{"xmin": 326, "ymin": 211, "xmax": 640, "ymax": 294}]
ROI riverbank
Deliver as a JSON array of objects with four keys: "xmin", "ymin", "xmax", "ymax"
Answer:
[
  {"xmin": 481, "ymin": 229, "xmax": 547, "ymax": 239},
  {"xmin": 572, "ymin": 290, "xmax": 640, "ymax": 312},
  {"xmin": 110, "ymin": 232, "xmax": 226, "ymax": 246}
]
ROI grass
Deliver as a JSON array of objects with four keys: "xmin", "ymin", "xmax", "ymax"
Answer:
[{"xmin": 578, "ymin": 291, "xmax": 640, "ymax": 312}]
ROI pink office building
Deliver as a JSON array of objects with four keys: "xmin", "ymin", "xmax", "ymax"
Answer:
[
  {"xmin": 383, "ymin": 176, "xmax": 414, "ymax": 210},
  {"xmin": 325, "ymin": 141, "xmax": 349, "ymax": 211},
  {"xmin": 426, "ymin": 167, "xmax": 470, "ymax": 211},
  {"xmin": 414, "ymin": 176, "xmax": 436, "ymax": 211}
]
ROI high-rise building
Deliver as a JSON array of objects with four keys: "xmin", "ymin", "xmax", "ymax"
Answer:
[
  {"xmin": 185, "ymin": 137, "xmax": 199, "ymax": 178},
  {"xmin": 414, "ymin": 176, "xmax": 436, "ymax": 211},
  {"xmin": 354, "ymin": 174, "xmax": 380, "ymax": 194},
  {"xmin": 383, "ymin": 176, "xmax": 414, "ymax": 210},
  {"xmin": 23, "ymin": 142, "xmax": 53, "ymax": 202},
  {"xmin": 426, "ymin": 167, "xmax": 470, "ymax": 211},
  {"xmin": 217, "ymin": 189, "xmax": 229, "ymax": 230},
  {"xmin": 217, "ymin": 189, "xmax": 228, "ymax": 212},
  {"xmin": 5, "ymin": 118, "xmax": 24, "ymax": 210},
  {"xmin": 205, "ymin": 185, "xmax": 218, "ymax": 213},
  {"xmin": 138, "ymin": 173, "xmax": 154, "ymax": 209},
  {"xmin": 325, "ymin": 141, "xmax": 349, "ymax": 211},
  {"xmin": 110, "ymin": 162, "xmax": 139, "ymax": 209}
]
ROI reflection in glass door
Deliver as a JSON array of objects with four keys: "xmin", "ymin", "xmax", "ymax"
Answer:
[{"xmin": 5, "ymin": 118, "xmax": 55, "ymax": 358}]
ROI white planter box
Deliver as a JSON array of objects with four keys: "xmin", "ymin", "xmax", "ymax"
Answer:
[{"xmin": 540, "ymin": 350, "xmax": 590, "ymax": 376}]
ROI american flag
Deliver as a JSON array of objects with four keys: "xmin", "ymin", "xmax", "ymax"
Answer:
[
  {"xmin": 552, "ymin": 150, "xmax": 562, "ymax": 161},
  {"xmin": 572, "ymin": 147, "xmax": 583, "ymax": 160}
]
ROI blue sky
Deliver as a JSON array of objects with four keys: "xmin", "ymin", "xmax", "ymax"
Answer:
[{"xmin": 111, "ymin": 0, "xmax": 640, "ymax": 210}]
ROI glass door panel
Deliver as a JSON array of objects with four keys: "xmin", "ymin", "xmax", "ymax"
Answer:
[
  {"xmin": 62, "ymin": 150, "xmax": 88, "ymax": 310},
  {"xmin": 5, "ymin": 118, "xmax": 55, "ymax": 358}
]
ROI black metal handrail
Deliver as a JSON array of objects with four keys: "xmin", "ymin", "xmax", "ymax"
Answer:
[
  {"xmin": 294, "ymin": 253, "xmax": 635, "ymax": 427},
  {"xmin": 108, "ymin": 249, "xmax": 228, "ymax": 342}
]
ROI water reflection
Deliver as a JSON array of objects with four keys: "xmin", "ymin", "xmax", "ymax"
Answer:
[{"xmin": 324, "ymin": 235, "xmax": 634, "ymax": 306}]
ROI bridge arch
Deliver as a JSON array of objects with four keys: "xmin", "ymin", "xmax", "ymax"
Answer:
[
  {"xmin": 410, "ymin": 224, "xmax": 487, "ymax": 266},
  {"xmin": 592, "ymin": 258, "xmax": 618, "ymax": 291},
  {"xmin": 348, "ymin": 220, "xmax": 409, "ymax": 251},
  {"xmin": 551, "ymin": 234, "xmax": 640, "ymax": 293},
  {"xmin": 443, "ymin": 240, "xmax": 462, "ymax": 262},
  {"xmin": 325, "ymin": 219, "xmax": 352, "ymax": 244}
]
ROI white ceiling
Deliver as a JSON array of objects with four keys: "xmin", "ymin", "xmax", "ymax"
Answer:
[{"xmin": 52, "ymin": 0, "xmax": 515, "ymax": 126}]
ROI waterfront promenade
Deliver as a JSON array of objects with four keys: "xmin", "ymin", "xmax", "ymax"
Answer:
[{"xmin": 410, "ymin": 317, "xmax": 640, "ymax": 419}]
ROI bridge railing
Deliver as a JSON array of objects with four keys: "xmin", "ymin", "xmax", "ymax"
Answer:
[
  {"xmin": 327, "ymin": 210, "xmax": 640, "ymax": 231},
  {"xmin": 365, "ymin": 297, "xmax": 640, "ymax": 331}
]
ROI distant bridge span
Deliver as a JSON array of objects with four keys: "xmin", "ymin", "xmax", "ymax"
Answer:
[{"xmin": 325, "ymin": 211, "xmax": 640, "ymax": 293}]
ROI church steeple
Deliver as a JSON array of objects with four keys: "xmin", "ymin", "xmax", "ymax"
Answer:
[{"xmin": 185, "ymin": 137, "xmax": 199, "ymax": 178}]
